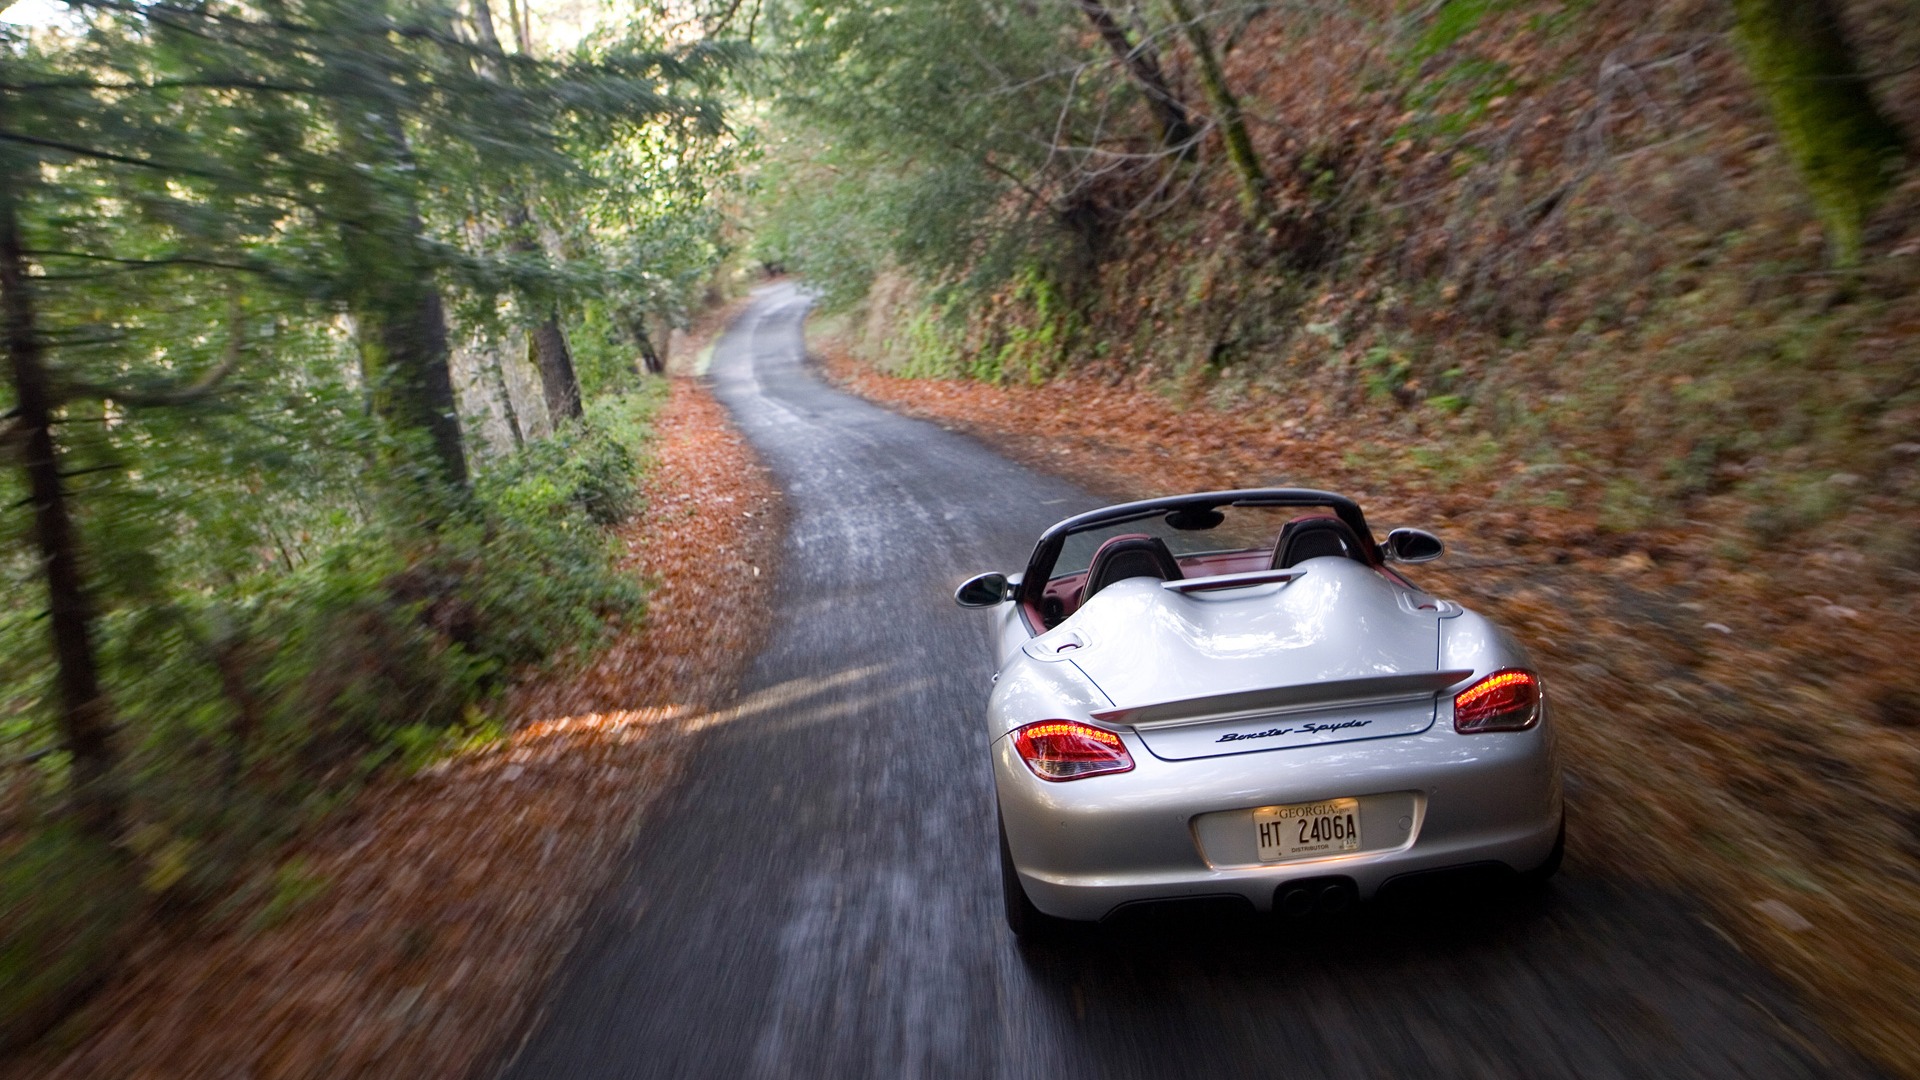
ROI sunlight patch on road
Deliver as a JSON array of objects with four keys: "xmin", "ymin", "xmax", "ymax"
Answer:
[{"xmin": 677, "ymin": 663, "xmax": 935, "ymax": 737}]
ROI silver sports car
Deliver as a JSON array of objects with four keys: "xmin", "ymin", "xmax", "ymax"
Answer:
[{"xmin": 955, "ymin": 489, "xmax": 1563, "ymax": 938}]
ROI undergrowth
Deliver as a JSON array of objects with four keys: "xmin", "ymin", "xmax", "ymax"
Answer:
[
  {"xmin": 0, "ymin": 381, "xmax": 668, "ymax": 1046},
  {"xmin": 827, "ymin": 0, "xmax": 1920, "ymax": 569}
]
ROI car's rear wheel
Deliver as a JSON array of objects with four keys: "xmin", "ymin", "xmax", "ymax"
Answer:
[{"xmin": 999, "ymin": 811, "xmax": 1067, "ymax": 942}]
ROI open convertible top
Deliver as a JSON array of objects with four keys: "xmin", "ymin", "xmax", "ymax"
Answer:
[{"xmin": 1016, "ymin": 488, "xmax": 1381, "ymax": 602}]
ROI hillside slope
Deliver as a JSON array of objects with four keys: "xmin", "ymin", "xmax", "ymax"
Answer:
[{"xmin": 761, "ymin": 0, "xmax": 1920, "ymax": 1071}]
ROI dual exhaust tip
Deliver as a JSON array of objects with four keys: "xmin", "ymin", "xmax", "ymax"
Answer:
[{"xmin": 1274, "ymin": 877, "xmax": 1356, "ymax": 917}]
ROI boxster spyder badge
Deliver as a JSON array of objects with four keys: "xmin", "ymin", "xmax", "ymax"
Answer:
[
  {"xmin": 1219, "ymin": 718, "xmax": 1372, "ymax": 742},
  {"xmin": 955, "ymin": 489, "xmax": 1564, "ymax": 939}
]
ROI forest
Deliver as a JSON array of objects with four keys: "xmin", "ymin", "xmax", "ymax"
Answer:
[
  {"xmin": 0, "ymin": 0, "xmax": 740, "ymax": 1051},
  {"xmin": 5, "ymin": 0, "xmax": 1919, "ymax": 1073}
]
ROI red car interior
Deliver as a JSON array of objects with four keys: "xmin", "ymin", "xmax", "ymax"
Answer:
[{"xmin": 1022, "ymin": 514, "xmax": 1381, "ymax": 632}]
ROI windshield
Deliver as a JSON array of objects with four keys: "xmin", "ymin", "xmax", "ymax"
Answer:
[{"xmin": 1050, "ymin": 504, "xmax": 1349, "ymax": 580}]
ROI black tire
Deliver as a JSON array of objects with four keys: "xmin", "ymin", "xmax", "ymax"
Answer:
[
  {"xmin": 1519, "ymin": 812, "xmax": 1566, "ymax": 889},
  {"xmin": 999, "ymin": 812, "xmax": 1067, "ymax": 942}
]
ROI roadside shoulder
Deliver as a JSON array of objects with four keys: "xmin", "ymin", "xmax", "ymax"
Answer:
[{"xmin": 9, "ymin": 378, "xmax": 784, "ymax": 1080}]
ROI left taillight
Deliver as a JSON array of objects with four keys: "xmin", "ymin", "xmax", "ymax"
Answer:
[
  {"xmin": 1010, "ymin": 720, "xmax": 1135, "ymax": 781},
  {"xmin": 1452, "ymin": 669, "xmax": 1543, "ymax": 733}
]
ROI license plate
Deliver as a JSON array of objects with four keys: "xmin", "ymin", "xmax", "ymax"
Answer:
[{"xmin": 1254, "ymin": 798, "xmax": 1361, "ymax": 861}]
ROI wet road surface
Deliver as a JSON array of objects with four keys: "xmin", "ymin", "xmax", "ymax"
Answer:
[{"xmin": 498, "ymin": 283, "xmax": 1875, "ymax": 1079}]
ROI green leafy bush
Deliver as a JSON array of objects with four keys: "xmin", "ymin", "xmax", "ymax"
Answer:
[
  {"xmin": 0, "ymin": 386, "xmax": 667, "ymax": 1043},
  {"xmin": 0, "ymin": 826, "xmax": 137, "ymax": 1050}
]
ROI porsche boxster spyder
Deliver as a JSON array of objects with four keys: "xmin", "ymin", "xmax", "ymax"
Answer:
[{"xmin": 955, "ymin": 489, "xmax": 1564, "ymax": 938}]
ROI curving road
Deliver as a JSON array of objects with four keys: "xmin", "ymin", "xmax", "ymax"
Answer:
[{"xmin": 498, "ymin": 283, "xmax": 1874, "ymax": 1080}]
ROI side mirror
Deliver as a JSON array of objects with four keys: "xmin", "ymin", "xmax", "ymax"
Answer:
[
  {"xmin": 1385, "ymin": 528, "xmax": 1444, "ymax": 563},
  {"xmin": 954, "ymin": 572, "xmax": 1013, "ymax": 608}
]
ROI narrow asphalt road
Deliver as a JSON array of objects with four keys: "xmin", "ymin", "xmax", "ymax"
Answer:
[{"xmin": 499, "ymin": 283, "xmax": 1874, "ymax": 1080}]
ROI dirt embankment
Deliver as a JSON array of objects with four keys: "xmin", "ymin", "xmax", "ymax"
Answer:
[
  {"xmin": 6, "ymin": 377, "xmax": 783, "ymax": 1080},
  {"xmin": 812, "ymin": 344, "xmax": 1920, "ymax": 1078}
]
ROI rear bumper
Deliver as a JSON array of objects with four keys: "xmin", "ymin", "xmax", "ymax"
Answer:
[{"xmin": 993, "ymin": 711, "xmax": 1562, "ymax": 922}]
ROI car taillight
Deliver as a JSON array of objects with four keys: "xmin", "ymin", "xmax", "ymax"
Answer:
[
  {"xmin": 1010, "ymin": 720, "xmax": 1135, "ymax": 781},
  {"xmin": 1453, "ymin": 669, "xmax": 1542, "ymax": 733}
]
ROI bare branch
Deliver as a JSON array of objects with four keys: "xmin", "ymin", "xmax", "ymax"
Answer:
[
  {"xmin": 57, "ymin": 462, "xmax": 126, "ymax": 480},
  {"xmin": 1074, "ymin": 0, "xmax": 1199, "ymax": 150},
  {"xmin": 2, "ymin": 76, "xmax": 322, "ymax": 95},
  {"xmin": 0, "ymin": 130, "xmax": 233, "ymax": 180},
  {"xmin": 26, "ymin": 250, "xmax": 263, "ymax": 275},
  {"xmin": 60, "ymin": 289, "xmax": 249, "ymax": 407}
]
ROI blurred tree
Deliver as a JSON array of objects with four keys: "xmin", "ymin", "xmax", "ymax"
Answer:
[
  {"xmin": 1732, "ymin": 0, "xmax": 1909, "ymax": 265},
  {"xmin": 0, "ymin": 114, "xmax": 122, "ymax": 841},
  {"xmin": 470, "ymin": 0, "xmax": 583, "ymax": 426},
  {"xmin": 0, "ymin": 0, "xmax": 737, "ymax": 1046},
  {"xmin": 1074, "ymin": 0, "xmax": 1197, "ymax": 151},
  {"xmin": 1161, "ymin": 0, "xmax": 1269, "ymax": 229},
  {"xmin": 0, "ymin": 0, "xmax": 730, "ymax": 852},
  {"xmin": 756, "ymin": 0, "xmax": 1154, "ymax": 306},
  {"xmin": 328, "ymin": 100, "xmax": 471, "ymax": 489}
]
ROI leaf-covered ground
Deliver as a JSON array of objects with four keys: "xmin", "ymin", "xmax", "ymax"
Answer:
[
  {"xmin": 814, "ymin": 346, "xmax": 1920, "ymax": 1077},
  {"xmin": 6, "ymin": 376, "xmax": 782, "ymax": 1080}
]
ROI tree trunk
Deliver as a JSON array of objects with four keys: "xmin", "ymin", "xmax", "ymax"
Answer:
[
  {"xmin": 333, "ymin": 113, "xmax": 470, "ymax": 489},
  {"xmin": 445, "ymin": 12, "xmax": 527, "ymax": 451},
  {"xmin": 502, "ymin": 215, "xmax": 582, "ymax": 425},
  {"xmin": 469, "ymin": 0, "xmax": 510, "ymax": 69},
  {"xmin": 1162, "ymin": 0, "xmax": 1271, "ymax": 230},
  {"xmin": 474, "ymin": 0, "xmax": 581, "ymax": 424},
  {"xmin": 631, "ymin": 314, "xmax": 664, "ymax": 375},
  {"xmin": 654, "ymin": 311, "xmax": 673, "ymax": 370},
  {"xmin": 503, "ymin": 0, "xmax": 534, "ymax": 57},
  {"xmin": 0, "ymin": 156, "xmax": 122, "ymax": 842},
  {"xmin": 528, "ymin": 315, "xmax": 582, "ymax": 422},
  {"xmin": 483, "ymin": 341, "xmax": 524, "ymax": 449},
  {"xmin": 349, "ymin": 260, "xmax": 470, "ymax": 487},
  {"xmin": 1075, "ymin": 0, "xmax": 1198, "ymax": 151},
  {"xmin": 1732, "ymin": 0, "xmax": 1907, "ymax": 266}
]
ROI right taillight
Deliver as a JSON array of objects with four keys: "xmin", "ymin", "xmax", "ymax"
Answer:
[
  {"xmin": 1010, "ymin": 720, "xmax": 1135, "ymax": 781},
  {"xmin": 1453, "ymin": 669, "xmax": 1542, "ymax": 733}
]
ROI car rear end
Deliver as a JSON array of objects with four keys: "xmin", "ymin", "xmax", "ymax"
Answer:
[
  {"xmin": 989, "ymin": 571, "xmax": 1562, "ymax": 923},
  {"xmin": 994, "ymin": 693, "xmax": 1562, "ymax": 921}
]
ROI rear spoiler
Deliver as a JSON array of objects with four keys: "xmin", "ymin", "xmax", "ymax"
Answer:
[{"xmin": 1091, "ymin": 670, "xmax": 1475, "ymax": 730}]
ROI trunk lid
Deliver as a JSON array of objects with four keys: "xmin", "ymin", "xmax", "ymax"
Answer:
[{"xmin": 1050, "ymin": 560, "xmax": 1458, "ymax": 760}]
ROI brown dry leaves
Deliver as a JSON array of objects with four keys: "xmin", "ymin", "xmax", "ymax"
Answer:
[
  {"xmin": 11, "ymin": 378, "xmax": 782, "ymax": 1080},
  {"xmin": 818, "ymin": 349, "xmax": 1920, "ymax": 1078}
]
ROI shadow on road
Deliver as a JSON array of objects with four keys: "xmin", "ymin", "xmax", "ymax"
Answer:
[
  {"xmin": 1006, "ymin": 873, "xmax": 1868, "ymax": 1080},
  {"xmin": 1018, "ymin": 873, "xmax": 1562, "ymax": 967}
]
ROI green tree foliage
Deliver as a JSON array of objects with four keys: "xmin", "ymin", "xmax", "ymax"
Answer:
[
  {"xmin": 541, "ymin": 46, "xmax": 746, "ymax": 387},
  {"xmin": 751, "ymin": 0, "xmax": 1334, "ymax": 316},
  {"xmin": 0, "ymin": 0, "xmax": 737, "ymax": 1044},
  {"xmin": 751, "ymin": 0, "xmax": 1155, "ymax": 308}
]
